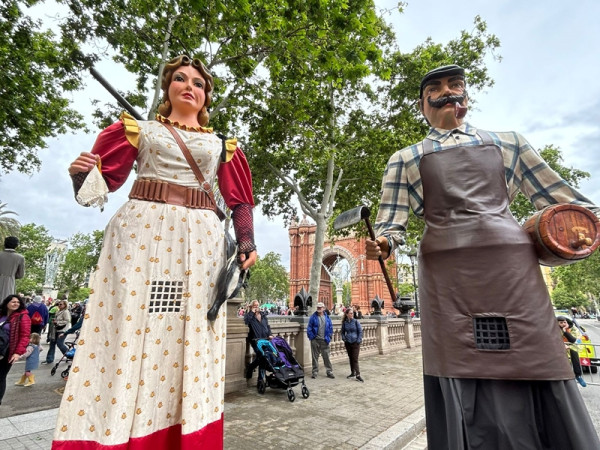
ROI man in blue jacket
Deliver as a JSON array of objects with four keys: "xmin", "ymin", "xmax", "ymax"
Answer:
[{"xmin": 307, "ymin": 302, "xmax": 335, "ymax": 379}]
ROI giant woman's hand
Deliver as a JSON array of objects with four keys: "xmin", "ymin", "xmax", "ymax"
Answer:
[
  {"xmin": 239, "ymin": 250, "xmax": 257, "ymax": 270},
  {"xmin": 68, "ymin": 152, "xmax": 100, "ymax": 175}
]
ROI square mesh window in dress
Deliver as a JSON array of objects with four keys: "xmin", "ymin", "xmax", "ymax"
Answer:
[
  {"xmin": 149, "ymin": 280, "xmax": 184, "ymax": 313},
  {"xmin": 473, "ymin": 317, "xmax": 510, "ymax": 350}
]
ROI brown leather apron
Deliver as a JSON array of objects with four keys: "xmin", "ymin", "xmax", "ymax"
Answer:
[{"xmin": 418, "ymin": 131, "xmax": 572, "ymax": 380}]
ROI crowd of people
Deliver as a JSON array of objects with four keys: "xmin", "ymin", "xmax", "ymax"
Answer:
[
  {"xmin": 237, "ymin": 301, "xmax": 374, "ymax": 318},
  {"xmin": 0, "ymin": 293, "xmax": 85, "ymax": 404}
]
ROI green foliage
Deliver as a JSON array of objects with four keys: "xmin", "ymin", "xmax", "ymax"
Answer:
[
  {"xmin": 21, "ymin": 2, "xmax": 501, "ymax": 301},
  {"xmin": 551, "ymin": 284, "xmax": 589, "ymax": 311},
  {"xmin": 56, "ymin": 230, "xmax": 104, "ymax": 297},
  {"xmin": 330, "ymin": 17, "xmax": 501, "ymax": 249},
  {"xmin": 0, "ymin": 201, "xmax": 21, "ymax": 241},
  {"xmin": 551, "ymin": 251, "xmax": 600, "ymax": 302},
  {"xmin": 14, "ymin": 223, "xmax": 53, "ymax": 294},
  {"xmin": 509, "ymin": 145, "xmax": 591, "ymax": 223},
  {"xmin": 67, "ymin": 287, "xmax": 91, "ymax": 303},
  {"xmin": 243, "ymin": 252, "xmax": 289, "ymax": 304},
  {"xmin": 0, "ymin": 0, "xmax": 86, "ymax": 174},
  {"xmin": 342, "ymin": 281, "xmax": 351, "ymax": 306}
]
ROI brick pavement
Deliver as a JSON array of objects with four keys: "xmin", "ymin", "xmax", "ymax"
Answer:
[{"xmin": 0, "ymin": 348, "xmax": 427, "ymax": 449}]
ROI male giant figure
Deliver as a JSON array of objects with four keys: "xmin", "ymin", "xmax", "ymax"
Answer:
[{"xmin": 366, "ymin": 65, "xmax": 600, "ymax": 449}]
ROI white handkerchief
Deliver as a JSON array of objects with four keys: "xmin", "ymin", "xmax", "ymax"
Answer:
[{"xmin": 76, "ymin": 166, "xmax": 108, "ymax": 210}]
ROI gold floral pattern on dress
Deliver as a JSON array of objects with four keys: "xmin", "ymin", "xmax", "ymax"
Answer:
[{"xmin": 53, "ymin": 121, "xmax": 228, "ymax": 445}]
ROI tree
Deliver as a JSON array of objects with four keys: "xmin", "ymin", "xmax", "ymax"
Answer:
[
  {"xmin": 509, "ymin": 145, "xmax": 591, "ymax": 223},
  {"xmin": 14, "ymin": 223, "xmax": 54, "ymax": 294},
  {"xmin": 56, "ymin": 230, "xmax": 103, "ymax": 298},
  {"xmin": 249, "ymin": 15, "xmax": 501, "ymax": 301},
  {"xmin": 0, "ymin": 201, "xmax": 20, "ymax": 242},
  {"xmin": 0, "ymin": 1, "xmax": 86, "ymax": 174},
  {"xmin": 551, "ymin": 251, "xmax": 600, "ymax": 306},
  {"xmin": 342, "ymin": 281, "xmax": 351, "ymax": 307},
  {"xmin": 551, "ymin": 284, "xmax": 589, "ymax": 311},
  {"xmin": 28, "ymin": 3, "xmax": 499, "ymax": 303},
  {"xmin": 243, "ymin": 252, "xmax": 288, "ymax": 304}
]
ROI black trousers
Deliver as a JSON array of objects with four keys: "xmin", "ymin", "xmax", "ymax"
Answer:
[
  {"xmin": 344, "ymin": 341, "xmax": 361, "ymax": 376},
  {"xmin": 0, "ymin": 357, "xmax": 13, "ymax": 404},
  {"xmin": 569, "ymin": 348, "xmax": 583, "ymax": 377},
  {"xmin": 246, "ymin": 341, "xmax": 261, "ymax": 378}
]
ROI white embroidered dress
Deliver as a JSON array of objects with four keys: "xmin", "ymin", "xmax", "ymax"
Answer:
[{"xmin": 53, "ymin": 119, "xmax": 228, "ymax": 449}]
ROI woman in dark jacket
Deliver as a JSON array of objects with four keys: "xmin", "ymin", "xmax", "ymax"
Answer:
[
  {"xmin": 341, "ymin": 308, "xmax": 363, "ymax": 382},
  {"xmin": 0, "ymin": 295, "xmax": 31, "ymax": 404}
]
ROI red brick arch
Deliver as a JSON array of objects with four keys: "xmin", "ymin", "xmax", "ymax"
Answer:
[{"xmin": 289, "ymin": 218, "xmax": 396, "ymax": 313}]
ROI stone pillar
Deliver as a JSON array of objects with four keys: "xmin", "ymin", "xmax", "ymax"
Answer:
[
  {"xmin": 225, "ymin": 297, "xmax": 248, "ymax": 394},
  {"xmin": 374, "ymin": 315, "xmax": 390, "ymax": 355},
  {"xmin": 289, "ymin": 316, "xmax": 311, "ymax": 368},
  {"xmin": 403, "ymin": 318, "xmax": 416, "ymax": 349}
]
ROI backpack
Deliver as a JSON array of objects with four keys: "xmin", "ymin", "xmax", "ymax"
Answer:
[
  {"xmin": 31, "ymin": 310, "xmax": 43, "ymax": 325},
  {"xmin": 0, "ymin": 321, "xmax": 9, "ymax": 358}
]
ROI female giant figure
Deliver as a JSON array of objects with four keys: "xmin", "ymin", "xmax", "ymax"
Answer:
[{"xmin": 52, "ymin": 55, "xmax": 257, "ymax": 449}]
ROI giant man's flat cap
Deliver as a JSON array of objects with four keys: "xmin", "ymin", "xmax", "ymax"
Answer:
[{"xmin": 419, "ymin": 64, "xmax": 465, "ymax": 98}]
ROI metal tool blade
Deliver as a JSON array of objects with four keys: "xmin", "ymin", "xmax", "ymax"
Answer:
[{"xmin": 333, "ymin": 205, "xmax": 371, "ymax": 230}]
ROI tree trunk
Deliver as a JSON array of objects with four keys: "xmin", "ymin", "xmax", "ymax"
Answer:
[{"xmin": 308, "ymin": 212, "xmax": 327, "ymax": 304}]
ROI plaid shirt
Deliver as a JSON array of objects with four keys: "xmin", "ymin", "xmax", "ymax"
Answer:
[{"xmin": 375, "ymin": 123, "xmax": 599, "ymax": 251}]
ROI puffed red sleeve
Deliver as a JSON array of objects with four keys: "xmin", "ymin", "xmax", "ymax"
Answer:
[
  {"xmin": 217, "ymin": 147, "xmax": 256, "ymax": 253},
  {"xmin": 217, "ymin": 148, "xmax": 255, "ymax": 208},
  {"xmin": 90, "ymin": 120, "xmax": 138, "ymax": 192}
]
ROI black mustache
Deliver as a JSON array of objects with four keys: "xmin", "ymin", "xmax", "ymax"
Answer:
[{"xmin": 427, "ymin": 94, "xmax": 467, "ymax": 108}]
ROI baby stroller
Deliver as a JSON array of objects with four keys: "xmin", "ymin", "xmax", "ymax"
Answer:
[
  {"xmin": 254, "ymin": 337, "xmax": 309, "ymax": 402},
  {"xmin": 50, "ymin": 337, "xmax": 78, "ymax": 380}
]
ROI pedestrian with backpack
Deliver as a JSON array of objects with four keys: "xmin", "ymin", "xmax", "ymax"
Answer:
[{"xmin": 26, "ymin": 295, "xmax": 48, "ymax": 335}]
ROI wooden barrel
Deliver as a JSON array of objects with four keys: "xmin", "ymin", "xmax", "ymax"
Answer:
[{"xmin": 523, "ymin": 204, "xmax": 600, "ymax": 266}]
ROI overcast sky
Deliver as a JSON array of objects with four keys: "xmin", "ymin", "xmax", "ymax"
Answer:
[{"xmin": 1, "ymin": 0, "xmax": 599, "ymax": 270}]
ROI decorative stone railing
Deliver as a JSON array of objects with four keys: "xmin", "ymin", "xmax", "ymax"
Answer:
[{"xmin": 225, "ymin": 298, "xmax": 422, "ymax": 393}]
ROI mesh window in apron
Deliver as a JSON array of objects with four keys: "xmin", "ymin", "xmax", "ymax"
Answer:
[
  {"xmin": 473, "ymin": 317, "xmax": 510, "ymax": 350},
  {"xmin": 149, "ymin": 280, "xmax": 184, "ymax": 313}
]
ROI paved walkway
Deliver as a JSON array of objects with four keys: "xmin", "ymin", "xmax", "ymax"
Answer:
[{"xmin": 0, "ymin": 347, "xmax": 427, "ymax": 449}]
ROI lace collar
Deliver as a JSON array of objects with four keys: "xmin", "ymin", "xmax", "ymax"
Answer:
[{"xmin": 155, "ymin": 114, "xmax": 213, "ymax": 133}]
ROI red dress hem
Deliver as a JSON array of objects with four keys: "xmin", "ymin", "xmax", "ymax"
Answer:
[{"xmin": 51, "ymin": 415, "xmax": 223, "ymax": 450}]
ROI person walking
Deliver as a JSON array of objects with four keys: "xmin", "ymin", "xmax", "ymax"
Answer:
[
  {"xmin": 27, "ymin": 295, "xmax": 48, "ymax": 335},
  {"xmin": 0, "ymin": 295, "xmax": 31, "ymax": 404},
  {"xmin": 44, "ymin": 300, "xmax": 70, "ymax": 364},
  {"xmin": 46, "ymin": 301, "xmax": 59, "ymax": 343},
  {"xmin": 0, "ymin": 237, "xmax": 25, "ymax": 300},
  {"xmin": 15, "ymin": 332, "xmax": 43, "ymax": 387},
  {"xmin": 307, "ymin": 302, "xmax": 334, "ymax": 379},
  {"xmin": 341, "ymin": 308, "xmax": 363, "ymax": 382}
]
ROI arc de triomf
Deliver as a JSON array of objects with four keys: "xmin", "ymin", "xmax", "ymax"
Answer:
[{"xmin": 288, "ymin": 217, "xmax": 398, "ymax": 314}]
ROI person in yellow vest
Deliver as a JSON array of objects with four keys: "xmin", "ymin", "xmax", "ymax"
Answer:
[{"xmin": 557, "ymin": 316, "xmax": 587, "ymax": 387}]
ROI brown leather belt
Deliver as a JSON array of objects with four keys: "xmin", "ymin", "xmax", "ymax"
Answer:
[{"xmin": 129, "ymin": 178, "xmax": 216, "ymax": 211}]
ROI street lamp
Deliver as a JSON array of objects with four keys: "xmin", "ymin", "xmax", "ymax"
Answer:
[{"xmin": 407, "ymin": 247, "xmax": 419, "ymax": 318}]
